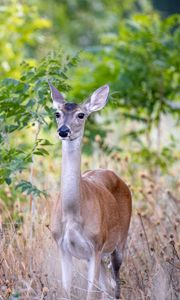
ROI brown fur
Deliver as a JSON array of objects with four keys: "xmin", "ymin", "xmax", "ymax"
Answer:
[
  {"xmin": 81, "ymin": 169, "xmax": 132, "ymax": 253},
  {"xmin": 51, "ymin": 169, "xmax": 132, "ymax": 252}
]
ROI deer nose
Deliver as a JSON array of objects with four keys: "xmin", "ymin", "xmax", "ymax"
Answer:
[{"xmin": 58, "ymin": 125, "xmax": 70, "ymax": 138}]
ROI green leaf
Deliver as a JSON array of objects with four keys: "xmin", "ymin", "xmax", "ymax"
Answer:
[{"xmin": 5, "ymin": 177, "xmax": 12, "ymax": 185}]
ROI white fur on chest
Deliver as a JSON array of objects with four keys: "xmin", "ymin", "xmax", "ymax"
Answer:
[{"xmin": 58, "ymin": 220, "xmax": 93, "ymax": 260}]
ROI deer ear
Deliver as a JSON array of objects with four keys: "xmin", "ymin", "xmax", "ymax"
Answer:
[
  {"xmin": 48, "ymin": 82, "xmax": 65, "ymax": 109},
  {"xmin": 83, "ymin": 85, "xmax": 109, "ymax": 113}
]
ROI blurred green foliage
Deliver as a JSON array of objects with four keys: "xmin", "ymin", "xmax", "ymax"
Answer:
[
  {"xmin": 0, "ymin": 0, "xmax": 51, "ymax": 78},
  {"xmin": 37, "ymin": 0, "xmax": 151, "ymax": 49},
  {"xmin": 69, "ymin": 14, "xmax": 180, "ymax": 122},
  {"xmin": 0, "ymin": 0, "xmax": 179, "ymax": 209}
]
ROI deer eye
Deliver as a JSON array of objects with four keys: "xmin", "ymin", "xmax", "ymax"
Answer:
[
  {"xmin": 77, "ymin": 113, "xmax": 85, "ymax": 119},
  {"xmin": 55, "ymin": 112, "xmax": 61, "ymax": 118}
]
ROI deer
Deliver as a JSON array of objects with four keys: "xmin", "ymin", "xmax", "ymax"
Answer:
[{"xmin": 49, "ymin": 82, "xmax": 132, "ymax": 300}]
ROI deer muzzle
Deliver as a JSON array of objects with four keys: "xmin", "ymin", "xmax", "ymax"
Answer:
[{"xmin": 58, "ymin": 125, "xmax": 70, "ymax": 138}]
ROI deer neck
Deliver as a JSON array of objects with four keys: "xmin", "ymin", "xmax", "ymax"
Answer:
[{"xmin": 60, "ymin": 137, "xmax": 82, "ymax": 221}]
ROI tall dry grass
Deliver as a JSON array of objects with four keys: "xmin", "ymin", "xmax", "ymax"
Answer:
[{"xmin": 0, "ymin": 157, "xmax": 180, "ymax": 300}]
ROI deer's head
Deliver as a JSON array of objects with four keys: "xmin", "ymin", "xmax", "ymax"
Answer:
[{"xmin": 49, "ymin": 83, "xmax": 109, "ymax": 141}]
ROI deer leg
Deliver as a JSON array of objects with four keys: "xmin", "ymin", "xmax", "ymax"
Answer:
[
  {"xmin": 59, "ymin": 248, "xmax": 72, "ymax": 298},
  {"xmin": 87, "ymin": 251, "xmax": 101, "ymax": 300},
  {"xmin": 111, "ymin": 249, "xmax": 122, "ymax": 299},
  {"xmin": 99, "ymin": 261, "xmax": 108, "ymax": 292}
]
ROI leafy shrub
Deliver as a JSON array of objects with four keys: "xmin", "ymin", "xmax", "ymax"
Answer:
[{"xmin": 0, "ymin": 51, "xmax": 77, "ymax": 202}]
